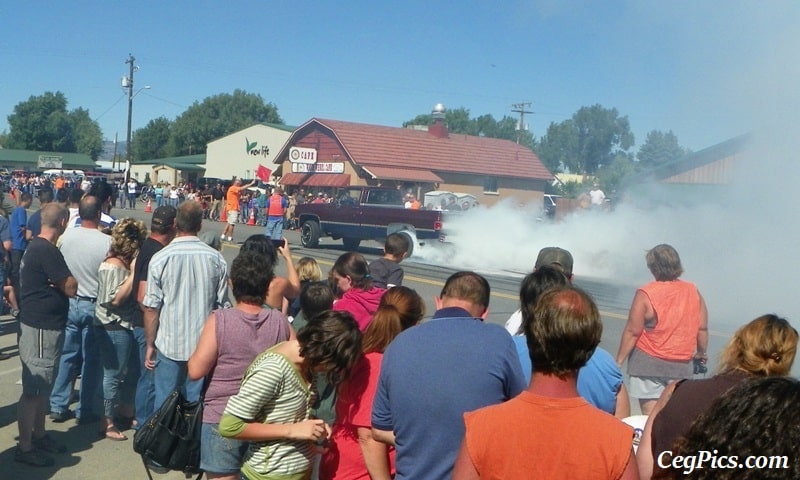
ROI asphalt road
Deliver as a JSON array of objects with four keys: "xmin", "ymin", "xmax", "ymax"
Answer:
[{"xmin": 0, "ymin": 200, "xmax": 732, "ymax": 479}]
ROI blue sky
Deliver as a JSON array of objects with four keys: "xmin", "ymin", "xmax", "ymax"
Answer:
[{"xmin": 1, "ymin": 1, "xmax": 798, "ymax": 152}]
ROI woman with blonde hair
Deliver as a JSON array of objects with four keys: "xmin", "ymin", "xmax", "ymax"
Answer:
[
  {"xmin": 321, "ymin": 286, "xmax": 425, "ymax": 480},
  {"xmin": 94, "ymin": 218, "xmax": 148, "ymax": 441},
  {"xmin": 637, "ymin": 314, "xmax": 798, "ymax": 479}
]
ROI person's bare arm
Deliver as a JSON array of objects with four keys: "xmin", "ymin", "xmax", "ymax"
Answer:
[
  {"xmin": 695, "ymin": 293, "xmax": 709, "ymax": 359},
  {"xmin": 371, "ymin": 428, "xmax": 395, "ymax": 446},
  {"xmin": 615, "ymin": 383, "xmax": 631, "ymax": 419},
  {"xmin": 357, "ymin": 427, "xmax": 392, "ymax": 480},
  {"xmin": 616, "ymin": 290, "xmax": 648, "ymax": 366},
  {"xmin": 620, "ymin": 447, "xmax": 640, "ymax": 480},
  {"xmin": 188, "ymin": 314, "xmax": 217, "ymax": 380},
  {"xmin": 143, "ymin": 306, "xmax": 160, "ymax": 370},
  {"xmin": 54, "ymin": 275, "xmax": 78, "ymax": 298},
  {"xmin": 452, "ymin": 439, "xmax": 480, "ymax": 480}
]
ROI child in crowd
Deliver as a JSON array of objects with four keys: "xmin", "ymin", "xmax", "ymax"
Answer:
[
  {"xmin": 288, "ymin": 257, "xmax": 323, "ymax": 319},
  {"xmin": 219, "ymin": 310, "xmax": 362, "ymax": 480},
  {"xmin": 368, "ymin": 233, "xmax": 410, "ymax": 289},
  {"xmin": 331, "ymin": 253, "xmax": 385, "ymax": 331}
]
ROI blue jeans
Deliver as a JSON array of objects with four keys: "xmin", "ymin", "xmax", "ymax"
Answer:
[
  {"xmin": 133, "ymin": 326, "xmax": 155, "ymax": 428},
  {"xmin": 156, "ymin": 194, "xmax": 163, "ymax": 207},
  {"xmin": 153, "ymin": 351, "xmax": 203, "ymax": 411},
  {"xmin": 50, "ymin": 298, "xmax": 101, "ymax": 418},
  {"xmin": 265, "ymin": 217, "xmax": 284, "ymax": 239},
  {"xmin": 95, "ymin": 326, "xmax": 138, "ymax": 418}
]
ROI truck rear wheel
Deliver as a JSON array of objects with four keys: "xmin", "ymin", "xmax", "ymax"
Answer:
[
  {"xmin": 342, "ymin": 238, "xmax": 361, "ymax": 251},
  {"xmin": 398, "ymin": 231, "xmax": 414, "ymax": 257},
  {"xmin": 300, "ymin": 220, "xmax": 321, "ymax": 248}
]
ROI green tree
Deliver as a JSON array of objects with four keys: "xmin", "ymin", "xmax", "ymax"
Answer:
[
  {"xmin": 535, "ymin": 120, "xmax": 578, "ymax": 174},
  {"xmin": 169, "ymin": 89, "xmax": 282, "ymax": 156},
  {"xmin": 133, "ymin": 117, "xmax": 173, "ymax": 161},
  {"xmin": 596, "ymin": 152, "xmax": 636, "ymax": 195},
  {"xmin": 636, "ymin": 130, "xmax": 687, "ymax": 169},
  {"xmin": 69, "ymin": 108, "xmax": 103, "ymax": 159},
  {"xmin": 536, "ymin": 104, "xmax": 634, "ymax": 175},
  {"xmin": 5, "ymin": 91, "xmax": 103, "ymax": 159},
  {"xmin": 402, "ymin": 107, "xmax": 535, "ymax": 148}
]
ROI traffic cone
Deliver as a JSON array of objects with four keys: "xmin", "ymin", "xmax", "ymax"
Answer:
[
  {"xmin": 144, "ymin": 198, "xmax": 152, "ymax": 213},
  {"xmin": 221, "ymin": 207, "xmax": 227, "ymax": 222},
  {"xmin": 247, "ymin": 207, "xmax": 256, "ymax": 225}
]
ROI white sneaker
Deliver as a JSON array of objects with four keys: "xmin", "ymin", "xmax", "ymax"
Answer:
[{"xmin": 227, "ymin": 236, "xmax": 233, "ymax": 242}]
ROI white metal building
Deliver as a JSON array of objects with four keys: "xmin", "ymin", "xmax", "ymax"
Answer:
[{"xmin": 204, "ymin": 123, "xmax": 294, "ymax": 180}]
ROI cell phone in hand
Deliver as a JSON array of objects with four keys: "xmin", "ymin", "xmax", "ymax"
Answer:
[{"xmin": 271, "ymin": 238, "xmax": 286, "ymax": 249}]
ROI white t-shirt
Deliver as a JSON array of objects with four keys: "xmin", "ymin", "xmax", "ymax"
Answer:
[
  {"xmin": 127, "ymin": 181, "xmax": 138, "ymax": 194},
  {"xmin": 590, "ymin": 188, "xmax": 605, "ymax": 205}
]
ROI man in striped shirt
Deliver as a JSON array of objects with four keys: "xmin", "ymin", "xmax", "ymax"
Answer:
[{"xmin": 143, "ymin": 201, "xmax": 228, "ymax": 408}]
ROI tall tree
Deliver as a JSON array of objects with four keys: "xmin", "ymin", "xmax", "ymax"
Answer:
[
  {"xmin": 573, "ymin": 104, "xmax": 634, "ymax": 174},
  {"xmin": 636, "ymin": 130, "xmax": 687, "ymax": 169},
  {"xmin": 5, "ymin": 91, "xmax": 103, "ymax": 159},
  {"xmin": 535, "ymin": 104, "xmax": 634, "ymax": 175},
  {"xmin": 69, "ymin": 107, "xmax": 103, "ymax": 160},
  {"xmin": 132, "ymin": 117, "xmax": 173, "ymax": 161},
  {"xmin": 169, "ymin": 89, "xmax": 282, "ymax": 156},
  {"xmin": 534, "ymin": 120, "xmax": 578, "ymax": 174}
]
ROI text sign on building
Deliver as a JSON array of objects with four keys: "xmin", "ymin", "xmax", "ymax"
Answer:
[
  {"xmin": 289, "ymin": 146, "xmax": 318, "ymax": 164},
  {"xmin": 37, "ymin": 155, "xmax": 63, "ymax": 169},
  {"xmin": 291, "ymin": 162, "xmax": 344, "ymax": 174}
]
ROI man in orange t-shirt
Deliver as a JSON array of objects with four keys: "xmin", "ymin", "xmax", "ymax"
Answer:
[
  {"xmin": 453, "ymin": 286, "xmax": 637, "ymax": 480},
  {"xmin": 220, "ymin": 178, "xmax": 255, "ymax": 242}
]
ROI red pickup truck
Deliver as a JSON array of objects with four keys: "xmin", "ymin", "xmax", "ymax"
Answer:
[{"xmin": 295, "ymin": 187, "xmax": 444, "ymax": 254}]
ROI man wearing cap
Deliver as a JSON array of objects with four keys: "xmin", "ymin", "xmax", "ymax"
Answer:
[
  {"xmin": 131, "ymin": 205, "xmax": 177, "ymax": 430},
  {"xmin": 50, "ymin": 196, "xmax": 112, "ymax": 424},
  {"xmin": 221, "ymin": 177, "xmax": 255, "ymax": 242},
  {"xmin": 505, "ymin": 247, "xmax": 574, "ymax": 335},
  {"xmin": 143, "ymin": 201, "xmax": 227, "ymax": 411},
  {"xmin": 504, "ymin": 246, "xmax": 629, "ymax": 418}
]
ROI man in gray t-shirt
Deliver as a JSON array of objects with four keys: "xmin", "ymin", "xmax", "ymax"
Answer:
[{"xmin": 49, "ymin": 196, "xmax": 112, "ymax": 423}]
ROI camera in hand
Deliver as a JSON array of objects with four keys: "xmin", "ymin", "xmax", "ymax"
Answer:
[
  {"xmin": 271, "ymin": 238, "xmax": 286, "ymax": 249},
  {"xmin": 693, "ymin": 357, "xmax": 707, "ymax": 375}
]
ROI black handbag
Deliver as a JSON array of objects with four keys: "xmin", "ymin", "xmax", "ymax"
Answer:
[{"xmin": 133, "ymin": 388, "xmax": 204, "ymax": 479}]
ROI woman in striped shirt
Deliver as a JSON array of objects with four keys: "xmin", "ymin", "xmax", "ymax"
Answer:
[{"xmin": 219, "ymin": 310, "xmax": 362, "ymax": 480}]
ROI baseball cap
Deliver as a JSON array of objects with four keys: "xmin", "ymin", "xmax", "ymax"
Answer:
[
  {"xmin": 151, "ymin": 205, "xmax": 177, "ymax": 228},
  {"xmin": 534, "ymin": 247, "xmax": 574, "ymax": 276}
]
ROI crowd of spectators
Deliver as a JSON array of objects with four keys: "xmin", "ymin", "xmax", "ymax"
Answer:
[{"xmin": 2, "ymin": 179, "xmax": 798, "ymax": 479}]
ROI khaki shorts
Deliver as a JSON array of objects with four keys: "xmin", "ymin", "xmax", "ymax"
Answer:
[
  {"xmin": 226, "ymin": 210, "xmax": 239, "ymax": 225},
  {"xmin": 19, "ymin": 323, "xmax": 64, "ymax": 397}
]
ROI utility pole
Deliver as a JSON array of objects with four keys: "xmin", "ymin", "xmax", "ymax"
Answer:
[
  {"xmin": 511, "ymin": 102, "xmax": 533, "ymax": 144},
  {"xmin": 124, "ymin": 54, "xmax": 136, "ymax": 182}
]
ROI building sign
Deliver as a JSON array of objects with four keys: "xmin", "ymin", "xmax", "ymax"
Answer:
[
  {"xmin": 291, "ymin": 162, "xmax": 344, "ymax": 174},
  {"xmin": 246, "ymin": 137, "xmax": 270, "ymax": 158},
  {"xmin": 289, "ymin": 146, "xmax": 318, "ymax": 164},
  {"xmin": 37, "ymin": 155, "xmax": 63, "ymax": 169}
]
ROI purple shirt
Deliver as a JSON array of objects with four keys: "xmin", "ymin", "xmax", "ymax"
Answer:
[{"xmin": 203, "ymin": 307, "xmax": 292, "ymax": 423}]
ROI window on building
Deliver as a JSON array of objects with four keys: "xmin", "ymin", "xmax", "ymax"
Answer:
[{"xmin": 483, "ymin": 177, "xmax": 498, "ymax": 194}]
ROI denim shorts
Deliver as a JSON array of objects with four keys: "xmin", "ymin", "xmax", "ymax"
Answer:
[{"xmin": 200, "ymin": 422, "xmax": 249, "ymax": 474}]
